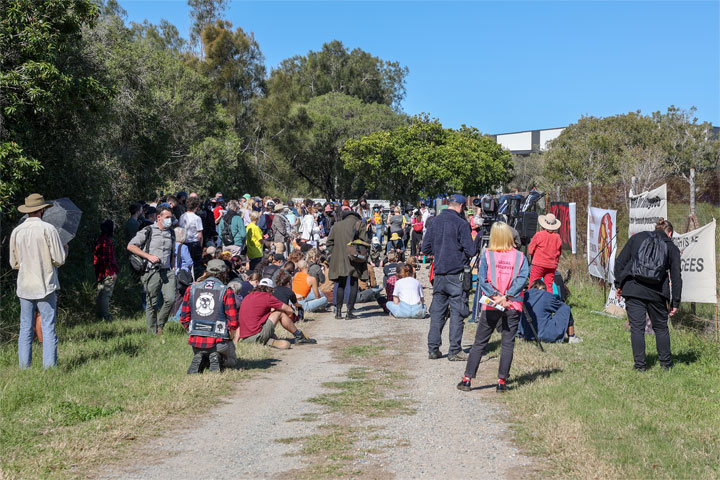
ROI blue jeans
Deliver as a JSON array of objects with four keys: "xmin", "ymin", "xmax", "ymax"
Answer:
[
  {"xmin": 387, "ymin": 301, "xmax": 425, "ymax": 318},
  {"xmin": 299, "ymin": 290, "xmax": 329, "ymax": 312},
  {"xmin": 18, "ymin": 293, "xmax": 58, "ymax": 369},
  {"xmin": 427, "ymin": 273, "xmax": 466, "ymax": 355},
  {"xmin": 374, "ymin": 225, "xmax": 384, "ymax": 245}
]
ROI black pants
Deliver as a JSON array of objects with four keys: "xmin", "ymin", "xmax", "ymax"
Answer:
[
  {"xmin": 335, "ymin": 276, "xmax": 358, "ymax": 312},
  {"xmin": 465, "ymin": 309, "xmax": 521, "ymax": 381},
  {"xmin": 625, "ymin": 297, "xmax": 671, "ymax": 369},
  {"xmin": 186, "ymin": 241, "xmax": 204, "ymax": 277},
  {"xmin": 411, "ymin": 230, "xmax": 423, "ymax": 257}
]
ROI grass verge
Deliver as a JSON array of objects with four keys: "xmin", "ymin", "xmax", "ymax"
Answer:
[
  {"xmin": 0, "ymin": 312, "xmax": 285, "ymax": 479},
  {"xmin": 495, "ymin": 279, "xmax": 720, "ymax": 479}
]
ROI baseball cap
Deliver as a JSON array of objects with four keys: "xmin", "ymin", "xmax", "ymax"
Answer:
[
  {"xmin": 259, "ymin": 278, "xmax": 275, "ymax": 288},
  {"xmin": 273, "ymin": 253, "xmax": 285, "ymax": 261},
  {"xmin": 243, "ymin": 193, "xmax": 251, "ymax": 199},
  {"xmin": 449, "ymin": 194, "xmax": 466, "ymax": 205},
  {"xmin": 206, "ymin": 259, "xmax": 228, "ymax": 275}
]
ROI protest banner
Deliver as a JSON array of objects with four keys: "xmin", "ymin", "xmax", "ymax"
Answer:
[
  {"xmin": 672, "ymin": 219, "xmax": 717, "ymax": 304},
  {"xmin": 604, "ymin": 287, "xmax": 626, "ymax": 318},
  {"xmin": 629, "ymin": 184, "xmax": 667, "ymax": 236},
  {"xmin": 587, "ymin": 207, "xmax": 617, "ymax": 282},
  {"xmin": 549, "ymin": 202, "xmax": 577, "ymax": 254}
]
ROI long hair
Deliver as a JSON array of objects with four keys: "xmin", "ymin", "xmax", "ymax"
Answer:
[
  {"xmin": 655, "ymin": 217, "xmax": 674, "ymax": 236},
  {"xmin": 488, "ymin": 222, "xmax": 515, "ymax": 251},
  {"xmin": 197, "ymin": 271, "xmax": 229, "ymax": 284}
]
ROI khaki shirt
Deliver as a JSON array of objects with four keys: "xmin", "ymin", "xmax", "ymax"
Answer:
[
  {"xmin": 9, "ymin": 217, "xmax": 67, "ymax": 300},
  {"xmin": 129, "ymin": 223, "xmax": 175, "ymax": 270}
]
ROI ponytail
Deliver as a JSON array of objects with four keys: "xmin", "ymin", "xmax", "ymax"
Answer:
[{"xmin": 655, "ymin": 217, "xmax": 674, "ymax": 235}]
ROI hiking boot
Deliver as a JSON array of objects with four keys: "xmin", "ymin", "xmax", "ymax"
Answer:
[
  {"xmin": 457, "ymin": 379, "xmax": 471, "ymax": 392},
  {"xmin": 208, "ymin": 352, "xmax": 221, "ymax": 372},
  {"xmin": 428, "ymin": 349, "xmax": 442, "ymax": 360},
  {"xmin": 496, "ymin": 381, "xmax": 508, "ymax": 392},
  {"xmin": 345, "ymin": 310, "xmax": 358, "ymax": 320},
  {"xmin": 448, "ymin": 351, "xmax": 468, "ymax": 362},
  {"xmin": 334, "ymin": 306, "xmax": 343, "ymax": 319},
  {"xmin": 187, "ymin": 352, "xmax": 207, "ymax": 374},
  {"xmin": 296, "ymin": 336, "xmax": 318, "ymax": 345}
]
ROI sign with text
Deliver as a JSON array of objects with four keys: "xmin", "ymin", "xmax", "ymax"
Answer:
[
  {"xmin": 672, "ymin": 219, "xmax": 717, "ymax": 304},
  {"xmin": 550, "ymin": 202, "xmax": 577, "ymax": 254},
  {"xmin": 588, "ymin": 207, "xmax": 617, "ymax": 282},
  {"xmin": 629, "ymin": 184, "xmax": 667, "ymax": 236}
]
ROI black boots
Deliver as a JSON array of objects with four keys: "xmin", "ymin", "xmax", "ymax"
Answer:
[
  {"xmin": 334, "ymin": 305, "xmax": 343, "ymax": 319},
  {"xmin": 187, "ymin": 352, "xmax": 208, "ymax": 374}
]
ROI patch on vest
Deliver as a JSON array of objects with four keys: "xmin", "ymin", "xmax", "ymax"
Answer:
[
  {"xmin": 215, "ymin": 321, "xmax": 226, "ymax": 335},
  {"xmin": 195, "ymin": 292, "xmax": 215, "ymax": 317}
]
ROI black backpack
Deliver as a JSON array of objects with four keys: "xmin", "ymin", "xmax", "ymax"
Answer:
[
  {"xmin": 221, "ymin": 210, "xmax": 238, "ymax": 246},
  {"xmin": 631, "ymin": 231, "xmax": 668, "ymax": 284}
]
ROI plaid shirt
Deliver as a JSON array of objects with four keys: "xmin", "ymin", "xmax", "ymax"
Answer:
[
  {"xmin": 93, "ymin": 234, "xmax": 118, "ymax": 282},
  {"xmin": 180, "ymin": 285, "xmax": 239, "ymax": 348}
]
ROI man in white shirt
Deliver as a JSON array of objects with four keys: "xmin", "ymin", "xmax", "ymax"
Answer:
[
  {"xmin": 420, "ymin": 202, "xmax": 431, "ymax": 233},
  {"xmin": 179, "ymin": 196, "xmax": 204, "ymax": 275},
  {"xmin": 9, "ymin": 194, "xmax": 67, "ymax": 369}
]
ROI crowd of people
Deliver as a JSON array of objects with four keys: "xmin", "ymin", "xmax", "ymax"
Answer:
[{"xmin": 9, "ymin": 189, "xmax": 682, "ymax": 388}]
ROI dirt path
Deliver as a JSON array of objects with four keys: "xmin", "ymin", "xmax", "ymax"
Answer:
[{"xmin": 102, "ymin": 271, "xmax": 534, "ymax": 479}]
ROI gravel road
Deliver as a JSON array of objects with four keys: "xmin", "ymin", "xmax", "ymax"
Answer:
[{"xmin": 102, "ymin": 269, "xmax": 534, "ymax": 479}]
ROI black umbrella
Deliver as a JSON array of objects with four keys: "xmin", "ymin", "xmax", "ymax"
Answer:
[{"xmin": 42, "ymin": 198, "xmax": 83, "ymax": 245}]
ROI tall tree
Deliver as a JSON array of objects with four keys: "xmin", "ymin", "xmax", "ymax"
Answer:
[
  {"xmin": 342, "ymin": 116, "xmax": 513, "ymax": 203},
  {"xmin": 188, "ymin": 0, "xmax": 227, "ymax": 53}
]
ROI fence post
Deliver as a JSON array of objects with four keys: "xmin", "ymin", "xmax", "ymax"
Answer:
[
  {"xmin": 688, "ymin": 168, "xmax": 698, "ymax": 314},
  {"xmin": 588, "ymin": 181, "xmax": 592, "ymax": 210}
]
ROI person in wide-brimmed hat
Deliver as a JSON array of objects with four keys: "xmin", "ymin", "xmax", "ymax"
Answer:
[
  {"xmin": 386, "ymin": 231, "xmax": 405, "ymax": 258},
  {"xmin": 10, "ymin": 193, "xmax": 67, "ymax": 370},
  {"xmin": 528, "ymin": 213, "xmax": 563, "ymax": 292}
]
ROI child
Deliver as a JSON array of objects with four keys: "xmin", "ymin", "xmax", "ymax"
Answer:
[{"xmin": 528, "ymin": 213, "xmax": 563, "ymax": 292}]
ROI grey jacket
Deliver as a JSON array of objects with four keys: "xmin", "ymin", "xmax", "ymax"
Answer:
[{"xmin": 129, "ymin": 223, "xmax": 175, "ymax": 271}]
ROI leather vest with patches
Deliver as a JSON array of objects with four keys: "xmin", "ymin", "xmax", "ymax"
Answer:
[{"xmin": 189, "ymin": 277, "xmax": 229, "ymax": 339}]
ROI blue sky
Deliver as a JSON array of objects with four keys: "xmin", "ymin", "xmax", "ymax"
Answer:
[{"xmin": 119, "ymin": 0, "xmax": 719, "ymax": 133}]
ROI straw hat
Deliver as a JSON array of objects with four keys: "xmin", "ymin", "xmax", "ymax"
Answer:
[
  {"xmin": 538, "ymin": 213, "xmax": 561, "ymax": 231},
  {"xmin": 274, "ymin": 203, "xmax": 286, "ymax": 213},
  {"xmin": 18, "ymin": 193, "xmax": 52, "ymax": 213},
  {"xmin": 390, "ymin": 233, "xmax": 402, "ymax": 241}
]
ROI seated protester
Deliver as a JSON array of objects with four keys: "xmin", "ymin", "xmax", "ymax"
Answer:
[
  {"xmin": 519, "ymin": 280, "xmax": 581, "ymax": 343},
  {"xmin": 293, "ymin": 260, "xmax": 330, "ymax": 312},
  {"xmin": 552, "ymin": 270, "xmax": 570, "ymax": 302},
  {"xmin": 238, "ymin": 278, "xmax": 316, "ymax": 345},
  {"xmin": 386, "ymin": 232, "xmax": 406, "ymax": 258},
  {"xmin": 239, "ymin": 271, "xmax": 263, "ymax": 299},
  {"xmin": 382, "ymin": 251, "xmax": 401, "ymax": 297},
  {"xmin": 262, "ymin": 253, "xmax": 285, "ymax": 279},
  {"xmin": 369, "ymin": 237, "xmax": 383, "ymax": 267},
  {"xmin": 273, "ymin": 271, "xmax": 305, "ymax": 321},
  {"xmin": 272, "ymin": 260, "xmax": 295, "ymax": 285},
  {"xmin": 180, "ymin": 260, "xmax": 240, "ymax": 374},
  {"xmin": 305, "ymin": 248, "xmax": 326, "ymax": 285},
  {"xmin": 227, "ymin": 280, "xmax": 244, "ymax": 309},
  {"xmin": 386, "ymin": 265, "xmax": 426, "ymax": 318},
  {"xmin": 230, "ymin": 255, "xmax": 248, "ymax": 282}
]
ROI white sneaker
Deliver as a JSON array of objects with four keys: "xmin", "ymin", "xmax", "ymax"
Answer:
[{"xmin": 568, "ymin": 336, "xmax": 583, "ymax": 344}]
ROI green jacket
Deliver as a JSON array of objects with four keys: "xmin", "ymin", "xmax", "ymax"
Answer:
[{"xmin": 218, "ymin": 211, "xmax": 247, "ymax": 248}]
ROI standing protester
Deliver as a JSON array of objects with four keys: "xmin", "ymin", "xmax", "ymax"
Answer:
[
  {"xmin": 371, "ymin": 204, "xmax": 386, "ymax": 245},
  {"xmin": 246, "ymin": 211, "xmax": 264, "ymax": 271},
  {"xmin": 180, "ymin": 259, "xmax": 240, "ymax": 374},
  {"xmin": 173, "ymin": 191, "xmax": 187, "ymax": 220},
  {"xmin": 458, "ymin": 222, "xmax": 529, "ymax": 392},
  {"xmin": 410, "ymin": 210, "xmax": 424, "ymax": 257},
  {"xmin": 125, "ymin": 203, "xmax": 143, "ymax": 244},
  {"xmin": 614, "ymin": 218, "xmax": 682, "ymax": 371},
  {"xmin": 94, "ymin": 220, "xmax": 118, "ymax": 322},
  {"xmin": 300, "ymin": 204, "xmax": 321, "ymax": 245},
  {"xmin": 179, "ymin": 196, "xmax": 204, "ymax": 276},
  {"xmin": 127, "ymin": 206, "xmax": 176, "ymax": 337},
  {"xmin": 272, "ymin": 204, "xmax": 292, "ymax": 251},
  {"xmin": 327, "ymin": 209, "xmax": 370, "ymax": 319},
  {"xmin": 387, "ymin": 206, "xmax": 405, "ymax": 242},
  {"xmin": 527, "ymin": 213, "xmax": 563, "ymax": 292},
  {"xmin": 421, "ymin": 194, "xmax": 477, "ymax": 361},
  {"xmin": 218, "ymin": 200, "xmax": 247, "ymax": 256},
  {"xmin": 419, "ymin": 202, "xmax": 431, "ymax": 233},
  {"xmin": 9, "ymin": 194, "xmax": 67, "ymax": 369}
]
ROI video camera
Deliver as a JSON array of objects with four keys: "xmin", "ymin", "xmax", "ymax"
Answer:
[{"xmin": 471, "ymin": 190, "xmax": 544, "ymax": 246}]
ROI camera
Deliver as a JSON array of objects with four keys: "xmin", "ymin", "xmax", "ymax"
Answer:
[{"xmin": 471, "ymin": 190, "xmax": 545, "ymax": 247}]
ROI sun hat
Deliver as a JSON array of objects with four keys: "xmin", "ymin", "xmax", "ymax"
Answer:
[
  {"xmin": 538, "ymin": 213, "xmax": 561, "ymax": 231},
  {"xmin": 206, "ymin": 259, "xmax": 228, "ymax": 275},
  {"xmin": 18, "ymin": 193, "xmax": 52, "ymax": 213},
  {"xmin": 274, "ymin": 203, "xmax": 286, "ymax": 213},
  {"xmin": 390, "ymin": 233, "xmax": 402, "ymax": 241},
  {"xmin": 259, "ymin": 278, "xmax": 275, "ymax": 288}
]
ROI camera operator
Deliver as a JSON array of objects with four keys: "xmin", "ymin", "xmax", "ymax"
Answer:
[{"xmin": 421, "ymin": 194, "xmax": 477, "ymax": 361}]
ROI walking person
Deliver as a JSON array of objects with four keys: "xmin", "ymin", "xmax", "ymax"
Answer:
[
  {"xmin": 94, "ymin": 220, "xmax": 118, "ymax": 322},
  {"xmin": 457, "ymin": 222, "xmax": 529, "ymax": 392},
  {"xmin": 410, "ymin": 210, "xmax": 424, "ymax": 257},
  {"xmin": 421, "ymin": 194, "xmax": 477, "ymax": 361},
  {"xmin": 527, "ymin": 213, "xmax": 562, "ymax": 292},
  {"xmin": 327, "ymin": 208, "xmax": 370, "ymax": 319},
  {"xmin": 127, "ymin": 206, "xmax": 177, "ymax": 338},
  {"xmin": 9, "ymin": 194, "xmax": 67, "ymax": 369},
  {"xmin": 614, "ymin": 218, "xmax": 681, "ymax": 371}
]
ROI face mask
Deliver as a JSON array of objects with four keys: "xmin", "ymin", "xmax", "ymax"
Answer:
[{"xmin": 162, "ymin": 218, "xmax": 172, "ymax": 229}]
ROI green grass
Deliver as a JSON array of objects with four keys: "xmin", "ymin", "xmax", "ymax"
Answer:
[
  {"xmin": 498, "ymin": 275, "xmax": 720, "ymax": 479},
  {"xmin": 0, "ymin": 313, "xmax": 276, "ymax": 479}
]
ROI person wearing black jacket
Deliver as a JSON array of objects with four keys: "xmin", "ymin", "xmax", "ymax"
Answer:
[
  {"xmin": 614, "ymin": 218, "xmax": 682, "ymax": 371},
  {"xmin": 421, "ymin": 194, "xmax": 477, "ymax": 361}
]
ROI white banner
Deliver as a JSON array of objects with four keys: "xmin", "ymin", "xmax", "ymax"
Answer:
[
  {"xmin": 604, "ymin": 287, "xmax": 626, "ymax": 317},
  {"xmin": 672, "ymin": 219, "xmax": 717, "ymax": 304},
  {"xmin": 569, "ymin": 202, "xmax": 577, "ymax": 255},
  {"xmin": 587, "ymin": 207, "xmax": 617, "ymax": 282},
  {"xmin": 629, "ymin": 184, "xmax": 667, "ymax": 236}
]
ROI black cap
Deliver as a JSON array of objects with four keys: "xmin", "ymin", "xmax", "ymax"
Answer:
[{"xmin": 273, "ymin": 253, "xmax": 285, "ymax": 261}]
